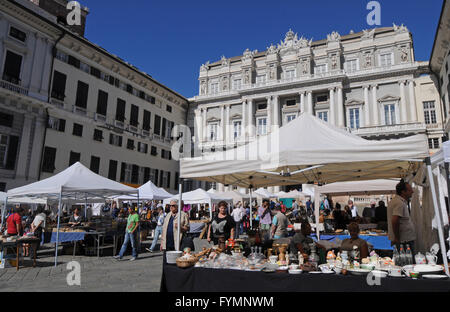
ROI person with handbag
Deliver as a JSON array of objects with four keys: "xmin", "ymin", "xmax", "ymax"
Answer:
[
  {"xmin": 160, "ymin": 200, "xmax": 189, "ymax": 251},
  {"xmin": 30, "ymin": 206, "xmax": 46, "ymax": 259}
]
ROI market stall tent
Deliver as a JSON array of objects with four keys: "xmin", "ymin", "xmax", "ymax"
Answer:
[
  {"xmin": 317, "ymin": 179, "xmax": 398, "ymax": 196},
  {"xmin": 5, "ymin": 162, "xmax": 137, "ymax": 266},
  {"xmin": 163, "ymin": 188, "xmax": 233, "ymax": 219},
  {"xmin": 115, "ymin": 180, "xmax": 173, "ymax": 201}
]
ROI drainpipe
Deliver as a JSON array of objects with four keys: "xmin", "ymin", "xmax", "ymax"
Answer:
[{"xmin": 38, "ymin": 31, "xmax": 65, "ymax": 181}]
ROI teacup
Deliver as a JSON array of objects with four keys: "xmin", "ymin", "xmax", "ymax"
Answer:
[
  {"xmin": 334, "ymin": 267, "xmax": 342, "ymax": 274},
  {"xmin": 409, "ymin": 271, "xmax": 419, "ymax": 278},
  {"xmin": 426, "ymin": 253, "xmax": 437, "ymax": 265},
  {"xmin": 389, "ymin": 267, "xmax": 402, "ymax": 277},
  {"xmin": 289, "ymin": 264, "xmax": 298, "ymax": 270}
]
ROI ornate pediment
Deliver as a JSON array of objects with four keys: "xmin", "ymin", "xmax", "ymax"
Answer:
[
  {"xmin": 345, "ymin": 98, "xmax": 364, "ymax": 106},
  {"xmin": 378, "ymin": 94, "xmax": 401, "ymax": 103},
  {"xmin": 327, "ymin": 31, "xmax": 341, "ymax": 42},
  {"xmin": 242, "ymin": 48, "xmax": 258, "ymax": 62},
  {"xmin": 271, "ymin": 29, "xmax": 312, "ymax": 57},
  {"xmin": 361, "ymin": 28, "xmax": 375, "ymax": 40},
  {"xmin": 207, "ymin": 117, "xmax": 220, "ymax": 123},
  {"xmin": 220, "ymin": 56, "xmax": 229, "ymax": 68},
  {"xmin": 231, "ymin": 113, "xmax": 242, "ymax": 119},
  {"xmin": 393, "ymin": 23, "xmax": 408, "ymax": 34},
  {"xmin": 200, "ymin": 61, "xmax": 210, "ymax": 72}
]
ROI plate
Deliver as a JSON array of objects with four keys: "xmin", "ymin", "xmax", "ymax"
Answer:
[
  {"xmin": 308, "ymin": 271, "xmax": 322, "ymax": 274},
  {"xmin": 412, "ymin": 264, "xmax": 444, "ymax": 274},
  {"xmin": 262, "ymin": 268, "xmax": 276, "ymax": 273},
  {"xmin": 288, "ymin": 269, "xmax": 303, "ymax": 274},
  {"xmin": 422, "ymin": 275, "xmax": 448, "ymax": 280},
  {"xmin": 348, "ymin": 268, "xmax": 371, "ymax": 276}
]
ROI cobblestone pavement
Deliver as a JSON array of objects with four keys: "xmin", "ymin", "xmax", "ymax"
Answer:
[{"xmin": 0, "ymin": 240, "xmax": 163, "ymax": 292}]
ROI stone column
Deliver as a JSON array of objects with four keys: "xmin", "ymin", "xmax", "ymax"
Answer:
[
  {"xmin": 266, "ymin": 96, "xmax": 272, "ymax": 134},
  {"xmin": 371, "ymin": 85, "xmax": 379, "ymax": 126},
  {"xmin": 408, "ymin": 80, "xmax": 418, "ymax": 122},
  {"xmin": 337, "ymin": 87, "xmax": 344, "ymax": 127},
  {"xmin": 195, "ymin": 109, "xmax": 202, "ymax": 143},
  {"xmin": 241, "ymin": 100, "xmax": 247, "ymax": 139},
  {"xmin": 307, "ymin": 91, "xmax": 313, "ymax": 115},
  {"xmin": 300, "ymin": 92, "xmax": 306, "ymax": 114},
  {"xmin": 16, "ymin": 115, "xmax": 34, "ymax": 179},
  {"xmin": 220, "ymin": 105, "xmax": 225, "ymax": 141},
  {"xmin": 273, "ymin": 95, "xmax": 279, "ymax": 130},
  {"xmin": 399, "ymin": 81, "xmax": 407, "ymax": 123},
  {"xmin": 202, "ymin": 108, "xmax": 207, "ymax": 141},
  {"xmin": 248, "ymin": 99, "xmax": 254, "ymax": 137},
  {"xmin": 28, "ymin": 117, "xmax": 46, "ymax": 180},
  {"xmin": 225, "ymin": 104, "xmax": 231, "ymax": 144},
  {"xmin": 364, "ymin": 86, "xmax": 370, "ymax": 127},
  {"xmin": 329, "ymin": 88, "xmax": 335, "ymax": 125}
]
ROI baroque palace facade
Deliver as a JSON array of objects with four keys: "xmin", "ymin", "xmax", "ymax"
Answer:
[{"xmin": 189, "ymin": 27, "xmax": 444, "ymax": 193}]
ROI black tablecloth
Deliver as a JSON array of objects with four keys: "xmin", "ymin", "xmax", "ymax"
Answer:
[{"xmin": 161, "ymin": 255, "xmax": 450, "ymax": 292}]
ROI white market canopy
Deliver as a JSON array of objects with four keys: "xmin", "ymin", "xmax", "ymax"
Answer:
[
  {"xmin": 254, "ymin": 187, "xmax": 277, "ymax": 198},
  {"xmin": 317, "ymin": 179, "xmax": 399, "ymax": 196},
  {"xmin": 116, "ymin": 180, "xmax": 173, "ymax": 201},
  {"xmin": 277, "ymin": 189, "xmax": 309, "ymax": 199},
  {"xmin": 163, "ymin": 188, "xmax": 233, "ymax": 206},
  {"xmin": 214, "ymin": 190, "xmax": 251, "ymax": 203},
  {"xmin": 180, "ymin": 113, "xmax": 429, "ymax": 188},
  {"xmin": 7, "ymin": 162, "xmax": 137, "ymax": 203}
]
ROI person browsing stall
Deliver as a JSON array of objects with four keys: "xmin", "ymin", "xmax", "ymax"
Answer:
[
  {"xmin": 289, "ymin": 220, "xmax": 325, "ymax": 257},
  {"xmin": 208, "ymin": 201, "xmax": 235, "ymax": 244},
  {"xmin": 68, "ymin": 207, "xmax": 85, "ymax": 227},
  {"xmin": 160, "ymin": 200, "xmax": 189, "ymax": 251},
  {"xmin": 6, "ymin": 207, "xmax": 23, "ymax": 236},
  {"xmin": 114, "ymin": 207, "xmax": 140, "ymax": 261},
  {"xmin": 340, "ymin": 222, "xmax": 369, "ymax": 259},
  {"xmin": 147, "ymin": 207, "xmax": 165, "ymax": 253},
  {"xmin": 271, "ymin": 205, "xmax": 289, "ymax": 239}
]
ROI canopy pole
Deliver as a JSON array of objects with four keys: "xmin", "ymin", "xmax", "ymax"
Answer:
[
  {"xmin": 445, "ymin": 163, "xmax": 450, "ymax": 218},
  {"xmin": 55, "ymin": 189, "xmax": 62, "ymax": 267},
  {"xmin": 249, "ymin": 188, "xmax": 253, "ymax": 230},
  {"xmin": 426, "ymin": 158, "xmax": 449, "ymax": 276},
  {"xmin": 84, "ymin": 194, "xmax": 87, "ymax": 221},
  {"xmin": 314, "ymin": 185, "xmax": 320, "ymax": 240},
  {"xmin": 176, "ymin": 180, "xmax": 183, "ymax": 251},
  {"xmin": 0, "ymin": 196, "xmax": 7, "ymax": 233}
]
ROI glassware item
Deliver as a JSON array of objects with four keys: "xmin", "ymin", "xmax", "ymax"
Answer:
[{"xmin": 406, "ymin": 244, "xmax": 414, "ymax": 265}]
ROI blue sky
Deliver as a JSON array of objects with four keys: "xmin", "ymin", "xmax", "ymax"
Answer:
[{"xmin": 83, "ymin": 0, "xmax": 443, "ymax": 99}]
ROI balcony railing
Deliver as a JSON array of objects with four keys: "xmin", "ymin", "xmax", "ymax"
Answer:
[
  {"xmin": 72, "ymin": 105, "xmax": 87, "ymax": 116},
  {"xmin": 351, "ymin": 122, "xmax": 427, "ymax": 136},
  {"xmin": 0, "ymin": 77, "xmax": 28, "ymax": 96},
  {"xmin": 94, "ymin": 113, "xmax": 107, "ymax": 123}
]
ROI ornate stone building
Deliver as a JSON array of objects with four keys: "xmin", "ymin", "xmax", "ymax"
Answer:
[{"xmin": 189, "ymin": 27, "xmax": 444, "ymax": 193}]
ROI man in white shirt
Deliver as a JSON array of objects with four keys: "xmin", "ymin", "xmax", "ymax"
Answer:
[
  {"xmin": 231, "ymin": 205, "xmax": 244, "ymax": 239},
  {"xmin": 348, "ymin": 200, "xmax": 358, "ymax": 219}
]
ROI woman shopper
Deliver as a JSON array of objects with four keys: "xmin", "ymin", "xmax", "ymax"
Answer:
[
  {"xmin": 207, "ymin": 201, "xmax": 235, "ymax": 244},
  {"xmin": 147, "ymin": 207, "xmax": 165, "ymax": 252}
]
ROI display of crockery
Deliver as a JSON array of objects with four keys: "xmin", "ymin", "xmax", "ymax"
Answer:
[
  {"xmin": 411, "ymin": 264, "xmax": 444, "ymax": 274},
  {"xmin": 318, "ymin": 264, "xmax": 335, "ymax": 274},
  {"xmin": 347, "ymin": 268, "xmax": 371, "ymax": 275},
  {"xmin": 422, "ymin": 274, "xmax": 448, "ymax": 280}
]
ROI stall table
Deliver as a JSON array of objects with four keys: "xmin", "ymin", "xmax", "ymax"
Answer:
[
  {"xmin": 0, "ymin": 237, "xmax": 40, "ymax": 271},
  {"xmin": 161, "ymin": 256, "xmax": 450, "ymax": 292},
  {"xmin": 312, "ymin": 234, "xmax": 392, "ymax": 250}
]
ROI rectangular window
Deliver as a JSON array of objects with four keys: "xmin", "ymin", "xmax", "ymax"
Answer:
[
  {"xmin": 75, "ymin": 81, "xmax": 89, "ymax": 108},
  {"xmin": 317, "ymin": 111, "xmax": 328, "ymax": 122},
  {"xmin": 257, "ymin": 117, "xmax": 267, "ymax": 135},
  {"xmin": 348, "ymin": 108, "xmax": 360, "ymax": 129},
  {"xmin": 47, "ymin": 117, "xmax": 66, "ymax": 132},
  {"xmin": 316, "ymin": 95, "xmax": 328, "ymax": 103},
  {"xmin": 286, "ymin": 99, "xmax": 296, "ymax": 106},
  {"xmin": 120, "ymin": 163, "xmax": 132, "ymax": 183},
  {"xmin": 428, "ymin": 138, "xmax": 440, "ymax": 149},
  {"xmin": 167, "ymin": 172, "xmax": 171, "ymax": 189},
  {"xmin": 80, "ymin": 62, "xmax": 90, "ymax": 73},
  {"xmin": 423, "ymin": 101, "xmax": 437, "ymax": 124},
  {"xmin": 68, "ymin": 55, "xmax": 80, "ymax": 68},
  {"xmin": 51, "ymin": 71, "xmax": 67, "ymax": 101},
  {"xmin": 384, "ymin": 104, "xmax": 396, "ymax": 125},
  {"xmin": 9, "ymin": 27, "xmax": 27, "ymax": 42},
  {"xmin": 151, "ymin": 146, "xmax": 157, "ymax": 156},
  {"xmin": 3, "ymin": 51, "xmax": 22, "ymax": 84},
  {"xmin": 0, "ymin": 135, "xmax": 8, "ymax": 168},
  {"xmin": 90, "ymin": 156, "xmax": 100, "ymax": 174},
  {"xmin": 116, "ymin": 98, "xmax": 126, "ymax": 122},
  {"xmin": 108, "ymin": 160, "xmax": 118, "ymax": 180},
  {"xmin": 130, "ymin": 104, "xmax": 139, "ymax": 127},
  {"xmin": 233, "ymin": 121, "xmax": 241, "ymax": 139},
  {"xmin": 72, "ymin": 123, "xmax": 83, "ymax": 137},
  {"xmin": 154, "ymin": 115, "xmax": 161, "ymax": 135},
  {"xmin": 208, "ymin": 123, "xmax": 218, "ymax": 141},
  {"xmin": 3, "ymin": 135, "xmax": 18, "ymax": 170},
  {"xmin": 286, "ymin": 114, "xmax": 296, "ymax": 123},
  {"xmin": 96, "ymin": 90, "xmax": 108, "ymax": 116},
  {"xmin": 90, "ymin": 66, "xmax": 101, "ymax": 79},
  {"xmin": 314, "ymin": 64, "xmax": 327, "ymax": 74},
  {"xmin": 380, "ymin": 53, "xmax": 393, "ymax": 67},
  {"xmin": 42, "ymin": 146, "xmax": 56, "ymax": 173},
  {"xmin": 210, "ymin": 82, "xmax": 219, "ymax": 94},
  {"xmin": 174, "ymin": 172, "xmax": 179, "ymax": 190},
  {"xmin": 232, "ymin": 79, "xmax": 242, "ymax": 90},
  {"xmin": 131, "ymin": 165, "xmax": 139, "ymax": 184},
  {"xmin": 127, "ymin": 139, "xmax": 135, "ymax": 150},
  {"xmin": 69, "ymin": 151, "xmax": 80, "ymax": 166},
  {"xmin": 143, "ymin": 167, "xmax": 150, "ymax": 183},
  {"xmin": 345, "ymin": 59, "xmax": 358, "ymax": 73},
  {"xmin": 257, "ymin": 103, "xmax": 267, "ymax": 110},
  {"xmin": 109, "ymin": 133, "xmax": 122, "ymax": 147},
  {"xmin": 138, "ymin": 142, "xmax": 148, "ymax": 154},
  {"xmin": 55, "ymin": 50, "xmax": 68, "ymax": 63},
  {"xmin": 166, "ymin": 105, "xmax": 172, "ymax": 113},
  {"xmin": 93, "ymin": 129, "xmax": 103, "ymax": 142},
  {"xmin": 143, "ymin": 110, "xmax": 151, "ymax": 131},
  {"xmin": 0, "ymin": 112, "xmax": 13, "ymax": 128},
  {"xmin": 256, "ymin": 74, "xmax": 266, "ymax": 84},
  {"xmin": 284, "ymin": 69, "xmax": 295, "ymax": 79}
]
